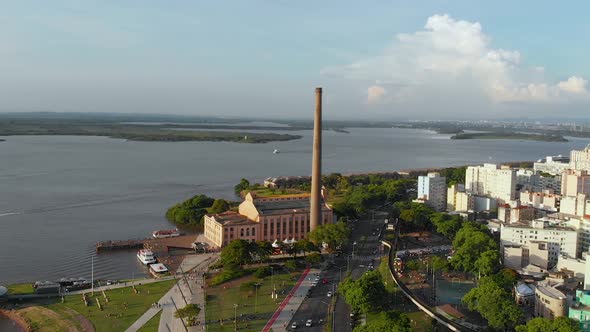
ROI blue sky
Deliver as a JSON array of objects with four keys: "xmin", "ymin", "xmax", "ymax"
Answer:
[{"xmin": 1, "ymin": 1, "xmax": 590, "ymax": 120}]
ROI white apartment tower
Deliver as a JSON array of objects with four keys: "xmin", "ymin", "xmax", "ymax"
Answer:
[
  {"xmin": 571, "ymin": 145, "xmax": 590, "ymax": 172},
  {"xmin": 417, "ymin": 172, "xmax": 447, "ymax": 211},
  {"xmin": 465, "ymin": 164, "xmax": 516, "ymax": 203}
]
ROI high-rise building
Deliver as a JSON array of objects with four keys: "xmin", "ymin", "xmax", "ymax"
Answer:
[
  {"xmin": 416, "ymin": 172, "xmax": 447, "ymax": 211},
  {"xmin": 562, "ymin": 169, "xmax": 590, "ymax": 197},
  {"xmin": 465, "ymin": 163, "xmax": 516, "ymax": 203},
  {"xmin": 571, "ymin": 146, "xmax": 590, "ymax": 172}
]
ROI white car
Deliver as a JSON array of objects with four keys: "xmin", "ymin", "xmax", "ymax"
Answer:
[
  {"xmin": 306, "ymin": 319, "xmax": 313, "ymax": 327},
  {"xmin": 291, "ymin": 321, "xmax": 298, "ymax": 329},
  {"xmin": 311, "ymin": 281, "xmax": 318, "ymax": 287},
  {"xmin": 327, "ymin": 291, "xmax": 332, "ymax": 297}
]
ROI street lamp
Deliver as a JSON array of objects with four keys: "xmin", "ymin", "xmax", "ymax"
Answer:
[
  {"xmin": 254, "ymin": 283, "xmax": 260, "ymax": 313},
  {"xmin": 234, "ymin": 303, "xmax": 238, "ymax": 332},
  {"xmin": 347, "ymin": 255, "xmax": 351, "ymax": 273},
  {"xmin": 337, "ymin": 266, "xmax": 346, "ymax": 283},
  {"xmin": 270, "ymin": 266, "xmax": 275, "ymax": 297}
]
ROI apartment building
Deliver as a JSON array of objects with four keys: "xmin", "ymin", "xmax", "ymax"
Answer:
[
  {"xmin": 416, "ymin": 172, "xmax": 447, "ymax": 211},
  {"xmin": 465, "ymin": 163, "xmax": 516, "ymax": 203}
]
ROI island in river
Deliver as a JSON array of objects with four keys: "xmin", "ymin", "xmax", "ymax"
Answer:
[
  {"xmin": 0, "ymin": 119, "xmax": 301, "ymax": 143},
  {"xmin": 450, "ymin": 132, "xmax": 568, "ymax": 142}
]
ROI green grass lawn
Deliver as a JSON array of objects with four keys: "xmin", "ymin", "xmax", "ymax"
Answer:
[
  {"xmin": 205, "ymin": 269, "xmax": 301, "ymax": 332},
  {"xmin": 137, "ymin": 310, "xmax": 162, "ymax": 332},
  {"xmin": 406, "ymin": 311, "xmax": 435, "ymax": 332},
  {"xmin": 48, "ymin": 279, "xmax": 175, "ymax": 332},
  {"xmin": 7, "ymin": 283, "xmax": 34, "ymax": 295}
]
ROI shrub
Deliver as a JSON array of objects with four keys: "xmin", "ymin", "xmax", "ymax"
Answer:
[
  {"xmin": 254, "ymin": 266, "xmax": 271, "ymax": 278},
  {"xmin": 210, "ymin": 265, "xmax": 250, "ymax": 286},
  {"xmin": 284, "ymin": 260, "xmax": 298, "ymax": 271}
]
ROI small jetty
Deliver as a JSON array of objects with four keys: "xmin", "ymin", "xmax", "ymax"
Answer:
[
  {"xmin": 95, "ymin": 235, "xmax": 198, "ymax": 253},
  {"xmin": 95, "ymin": 239, "xmax": 149, "ymax": 252}
]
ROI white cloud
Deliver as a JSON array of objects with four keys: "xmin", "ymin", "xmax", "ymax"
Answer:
[
  {"xmin": 367, "ymin": 85, "xmax": 386, "ymax": 103},
  {"xmin": 322, "ymin": 14, "xmax": 589, "ymax": 116},
  {"xmin": 558, "ymin": 76, "xmax": 588, "ymax": 94}
]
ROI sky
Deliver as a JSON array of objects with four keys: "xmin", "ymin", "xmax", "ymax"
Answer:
[{"xmin": 1, "ymin": 1, "xmax": 590, "ymax": 120}]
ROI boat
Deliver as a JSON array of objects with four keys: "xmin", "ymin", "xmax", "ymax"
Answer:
[
  {"xmin": 273, "ymin": 149, "xmax": 280, "ymax": 154},
  {"xmin": 137, "ymin": 249, "xmax": 157, "ymax": 265},
  {"xmin": 149, "ymin": 263, "xmax": 169, "ymax": 278},
  {"xmin": 152, "ymin": 228, "xmax": 180, "ymax": 239}
]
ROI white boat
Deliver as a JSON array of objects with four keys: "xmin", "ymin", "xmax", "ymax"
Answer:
[
  {"xmin": 273, "ymin": 149, "xmax": 280, "ymax": 154},
  {"xmin": 152, "ymin": 228, "xmax": 180, "ymax": 239},
  {"xmin": 137, "ymin": 249, "xmax": 157, "ymax": 265}
]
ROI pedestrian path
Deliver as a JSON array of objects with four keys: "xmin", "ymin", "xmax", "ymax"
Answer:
[
  {"xmin": 125, "ymin": 303, "xmax": 163, "ymax": 331},
  {"xmin": 123, "ymin": 253, "xmax": 218, "ymax": 332},
  {"xmin": 263, "ymin": 267, "xmax": 320, "ymax": 332},
  {"xmin": 159, "ymin": 253, "xmax": 218, "ymax": 332}
]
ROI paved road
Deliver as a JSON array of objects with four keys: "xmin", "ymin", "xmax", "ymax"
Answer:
[
  {"xmin": 290, "ymin": 213, "xmax": 386, "ymax": 332},
  {"xmin": 334, "ymin": 215, "xmax": 385, "ymax": 332}
]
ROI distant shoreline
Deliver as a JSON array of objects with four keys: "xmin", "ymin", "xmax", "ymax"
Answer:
[
  {"xmin": 450, "ymin": 132, "xmax": 568, "ymax": 142},
  {"xmin": 0, "ymin": 120, "xmax": 302, "ymax": 144}
]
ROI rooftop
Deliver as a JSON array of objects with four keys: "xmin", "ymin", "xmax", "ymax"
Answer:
[
  {"xmin": 516, "ymin": 283, "xmax": 535, "ymax": 296},
  {"xmin": 257, "ymin": 199, "xmax": 312, "ymax": 215},
  {"xmin": 207, "ymin": 211, "xmax": 256, "ymax": 226},
  {"xmin": 536, "ymin": 284, "xmax": 567, "ymax": 300},
  {"xmin": 503, "ymin": 221, "xmax": 575, "ymax": 232}
]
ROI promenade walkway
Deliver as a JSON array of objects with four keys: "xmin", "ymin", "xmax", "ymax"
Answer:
[
  {"xmin": 123, "ymin": 253, "xmax": 218, "ymax": 332},
  {"xmin": 159, "ymin": 253, "xmax": 217, "ymax": 332},
  {"xmin": 263, "ymin": 267, "xmax": 319, "ymax": 332}
]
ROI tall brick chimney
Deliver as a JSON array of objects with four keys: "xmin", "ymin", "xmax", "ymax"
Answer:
[{"xmin": 310, "ymin": 87, "xmax": 322, "ymax": 231}]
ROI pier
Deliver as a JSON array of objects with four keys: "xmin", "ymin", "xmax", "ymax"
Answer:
[
  {"xmin": 95, "ymin": 235, "xmax": 202, "ymax": 253},
  {"xmin": 95, "ymin": 239, "xmax": 148, "ymax": 252}
]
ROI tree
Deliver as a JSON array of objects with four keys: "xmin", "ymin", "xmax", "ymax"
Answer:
[
  {"xmin": 284, "ymin": 260, "xmax": 298, "ymax": 271},
  {"xmin": 175, "ymin": 303, "xmax": 200, "ymax": 320},
  {"xmin": 440, "ymin": 166, "xmax": 467, "ymax": 187},
  {"xmin": 305, "ymin": 252, "xmax": 322, "ymax": 265},
  {"xmin": 254, "ymin": 266, "xmax": 271, "ymax": 278},
  {"xmin": 398, "ymin": 203, "xmax": 434, "ymax": 232},
  {"xmin": 340, "ymin": 270, "xmax": 388, "ymax": 314},
  {"xmin": 208, "ymin": 199, "xmax": 230, "ymax": 214},
  {"xmin": 220, "ymin": 239, "xmax": 253, "ymax": 266},
  {"xmin": 516, "ymin": 317, "xmax": 581, "ymax": 332},
  {"xmin": 474, "ymin": 249, "xmax": 501, "ymax": 277},
  {"xmin": 353, "ymin": 311, "xmax": 411, "ymax": 332},
  {"xmin": 165, "ymin": 194, "xmax": 215, "ymax": 226},
  {"xmin": 254, "ymin": 240, "xmax": 273, "ymax": 262},
  {"xmin": 431, "ymin": 256, "xmax": 449, "ymax": 272},
  {"xmin": 450, "ymin": 222, "xmax": 498, "ymax": 272},
  {"xmin": 431, "ymin": 213, "xmax": 462, "ymax": 239},
  {"xmin": 308, "ymin": 221, "xmax": 350, "ymax": 250},
  {"xmin": 234, "ymin": 178, "xmax": 250, "ymax": 196},
  {"xmin": 294, "ymin": 239, "xmax": 319, "ymax": 257},
  {"xmin": 462, "ymin": 276, "xmax": 522, "ymax": 329}
]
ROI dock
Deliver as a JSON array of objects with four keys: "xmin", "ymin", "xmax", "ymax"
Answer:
[
  {"xmin": 95, "ymin": 239, "xmax": 149, "ymax": 252},
  {"xmin": 95, "ymin": 235, "xmax": 199, "ymax": 253}
]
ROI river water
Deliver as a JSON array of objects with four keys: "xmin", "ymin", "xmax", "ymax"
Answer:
[
  {"xmin": 0, "ymin": 128, "xmax": 588, "ymax": 285},
  {"xmin": 0, "ymin": 314, "xmax": 23, "ymax": 332}
]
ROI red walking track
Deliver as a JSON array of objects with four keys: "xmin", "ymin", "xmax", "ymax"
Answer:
[{"xmin": 261, "ymin": 267, "xmax": 311, "ymax": 332}]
